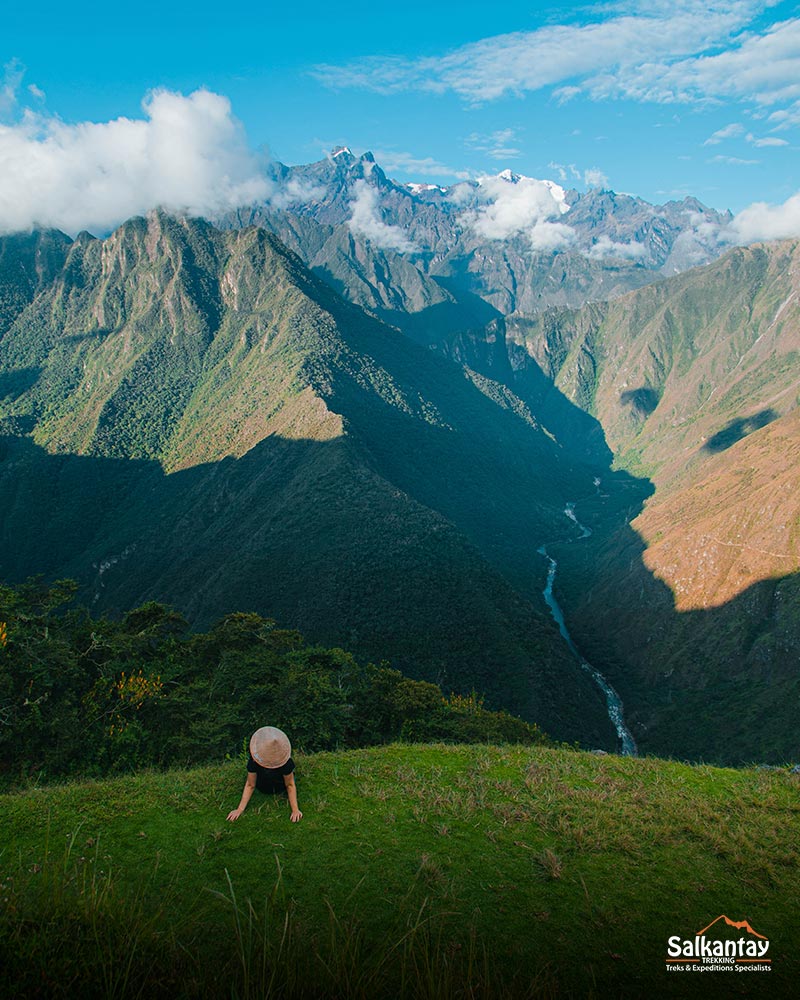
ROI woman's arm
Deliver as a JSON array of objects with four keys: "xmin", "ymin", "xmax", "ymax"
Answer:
[
  {"xmin": 284, "ymin": 772, "xmax": 302, "ymax": 822},
  {"xmin": 227, "ymin": 771, "xmax": 257, "ymax": 821}
]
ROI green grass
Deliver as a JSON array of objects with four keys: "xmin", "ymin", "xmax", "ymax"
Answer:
[{"xmin": 2, "ymin": 743, "xmax": 798, "ymax": 998}]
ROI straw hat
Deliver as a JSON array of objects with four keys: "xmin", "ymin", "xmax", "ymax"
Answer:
[{"xmin": 250, "ymin": 726, "xmax": 291, "ymax": 768}]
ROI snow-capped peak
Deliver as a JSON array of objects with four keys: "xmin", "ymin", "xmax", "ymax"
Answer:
[
  {"xmin": 406, "ymin": 182, "xmax": 447, "ymax": 195},
  {"xmin": 332, "ymin": 146, "xmax": 354, "ymax": 159}
]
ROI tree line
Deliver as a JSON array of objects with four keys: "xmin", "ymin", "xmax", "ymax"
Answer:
[{"xmin": 0, "ymin": 578, "xmax": 551, "ymax": 789}]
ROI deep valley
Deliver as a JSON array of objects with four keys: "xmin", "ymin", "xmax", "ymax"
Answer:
[{"xmin": 1, "ymin": 154, "xmax": 798, "ymax": 763}]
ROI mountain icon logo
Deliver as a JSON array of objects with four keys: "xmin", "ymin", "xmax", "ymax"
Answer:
[
  {"xmin": 696, "ymin": 915, "xmax": 767, "ymax": 939},
  {"xmin": 667, "ymin": 914, "xmax": 771, "ymax": 969}
]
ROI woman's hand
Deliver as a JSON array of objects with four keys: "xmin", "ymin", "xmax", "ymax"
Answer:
[
  {"xmin": 229, "ymin": 775, "xmax": 256, "ymax": 821},
  {"xmin": 290, "ymin": 809, "xmax": 303, "ymax": 823}
]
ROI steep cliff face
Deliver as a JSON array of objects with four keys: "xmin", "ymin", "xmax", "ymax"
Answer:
[
  {"xmin": 0, "ymin": 229, "xmax": 72, "ymax": 338},
  {"xmin": 0, "ymin": 213, "xmax": 616, "ymax": 747}
]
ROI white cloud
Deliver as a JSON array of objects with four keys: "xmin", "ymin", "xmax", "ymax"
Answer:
[
  {"xmin": 457, "ymin": 172, "xmax": 575, "ymax": 248},
  {"xmin": 465, "ymin": 128, "xmax": 522, "ymax": 160},
  {"xmin": 528, "ymin": 221, "xmax": 577, "ymax": 251},
  {"xmin": 710, "ymin": 154, "xmax": 759, "ymax": 165},
  {"xmin": 584, "ymin": 167, "xmax": 609, "ymax": 188},
  {"xmin": 0, "ymin": 59, "xmax": 24, "ymax": 116},
  {"xmin": 549, "ymin": 161, "xmax": 582, "ymax": 183},
  {"xmin": 348, "ymin": 179, "xmax": 417, "ymax": 251},
  {"xmin": 370, "ymin": 148, "xmax": 468, "ymax": 179},
  {"xmin": 313, "ymin": 2, "xmax": 771, "ymax": 102},
  {"xmin": 587, "ymin": 235, "xmax": 646, "ymax": 260},
  {"xmin": 701, "ymin": 17, "xmax": 800, "ymax": 106},
  {"xmin": 746, "ymin": 132, "xmax": 790, "ymax": 147},
  {"xmin": 0, "ymin": 88, "xmax": 270, "ymax": 236},
  {"xmin": 645, "ymin": 198, "xmax": 800, "ymax": 259},
  {"xmin": 313, "ymin": 3, "xmax": 800, "ymax": 136},
  {"xmin": 269, "ymin": 177, "xmax": 327, "ymax": 210},
  {"xmin": 667, "ymin": 218, "xmax": 723, "ymax": 266},
  {"xmin": 703, "ymin": 122, "xmax": 745, "ymax": 145},
  {"xmin": 727, "ymin": 191, "xmax": 800, "ymax": 241},
  {"xmin": 595, "ymin": 15, "xmax": 800, "ymax": 108},
  {"xmin": 768, "ymin": 102, "xmax": 800, "ymax": 130},
  {"xmin": 27, "ymin": 83, "xmax": 45, "ymax": 101},
  {"xmin": 554, "ymin": 86, "xmax": 583, "ymax": 105}
]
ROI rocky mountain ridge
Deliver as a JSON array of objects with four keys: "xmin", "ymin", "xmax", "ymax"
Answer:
[
  {"xmin": 219, "ymin": 148, "xmax": 732, "ymax": 331},
  {"xmin": 1, "ymin": 185, "xmax": 798, "ymax": 761}
]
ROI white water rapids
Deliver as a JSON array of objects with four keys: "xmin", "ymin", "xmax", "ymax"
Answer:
[{"xmin": 538, "ymin": 503, "xmax": 637, "ymax": 756}]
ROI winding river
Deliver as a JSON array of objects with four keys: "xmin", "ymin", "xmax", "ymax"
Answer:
[{"xmin": 538, "ymin": 503, "xmax": 638, "ymax": 756}]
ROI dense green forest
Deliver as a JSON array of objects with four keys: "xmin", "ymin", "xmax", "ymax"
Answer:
[{"xmin": 0, "ymin": 578, "xmax": 550, "ymax": 790}]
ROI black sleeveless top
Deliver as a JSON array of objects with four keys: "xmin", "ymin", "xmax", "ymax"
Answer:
[{"xmin": 247, "ymin": 753, "xmax": 295, "ymax": 794}]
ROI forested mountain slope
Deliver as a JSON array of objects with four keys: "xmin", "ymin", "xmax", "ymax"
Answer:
[{"xmin": 0, "ymin": 213, "xmax": 615, "ymax": 746}]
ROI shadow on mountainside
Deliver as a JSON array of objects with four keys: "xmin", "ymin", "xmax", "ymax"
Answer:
[
  {"xmin": 703, "ymin": 408, "xmax": 778, "ymax": 453},
  {"xmin": 1, "ymin": 404, "xmax": 795, "ymax": 765},
  {"xmin": 314, "ymin": 270, "xmax": 505, "ymax": 353},
  {"xmin": 620, "ymin": 386, "xmax": 660, "ymax": 417},
  {"xmin": 0, "ymin": 367, "xmax": 42, "ymax": 401},
  {"xmin": 0, "ymin": 432, "xmax": 616, "ymax": 750},
  {"xmin": 547, "ymin": 476, "xmax": 800, "ymax": 765},
  {"xmin": 407, "ymin": 298, "xmax": 800, "ymax": 765}
]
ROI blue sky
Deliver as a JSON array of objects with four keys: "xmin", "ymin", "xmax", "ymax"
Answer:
[{"xmin": 2, "ymin": 0, "xmax": 799, "ymax": 229}]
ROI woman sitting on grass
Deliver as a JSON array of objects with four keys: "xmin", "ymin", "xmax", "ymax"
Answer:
[{"xmin": 227, "ymin": 726, "xmax": 303, "ymax": 823}]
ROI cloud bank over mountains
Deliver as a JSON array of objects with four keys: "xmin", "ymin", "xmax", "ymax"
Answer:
[
  {"xmin": 455, "ymin": 172, "xmax": 575, "ymax": 249},
  {"xmin": 348, "ymin": 179, "xmax": 418, "ymax": 251},
  {"xmin": 729, "ymin": 192, "xmax": 800, "ymax": 243},
  {"xmin": 0, "ymin": 88, "xmax": 269, "ymax": 236},
  {"xmin": 0, "ymin": 81, "xmax": 798, "ymax": 249}
]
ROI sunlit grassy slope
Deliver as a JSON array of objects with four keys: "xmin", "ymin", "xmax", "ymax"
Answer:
[{"xmin": 2, "ymin": 744, "xmax": 799, "ymax": 999}]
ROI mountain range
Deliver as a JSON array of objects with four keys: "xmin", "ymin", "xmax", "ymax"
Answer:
[
  {"xmin": 220, "ymin": 148, "xmax": 732, "ymax": 341},
  {"xmin": 0, "ymin": 148, "xmax": 797, "ymax": 762},
  {"xmin": 0, "ymin": 213, "xmax": 616, "ymax": 747}
]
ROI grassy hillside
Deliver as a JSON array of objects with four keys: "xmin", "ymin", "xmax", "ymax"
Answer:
[{"xmin": 2, "ymin": 744, "xmax": 798, "ymax": 998}]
